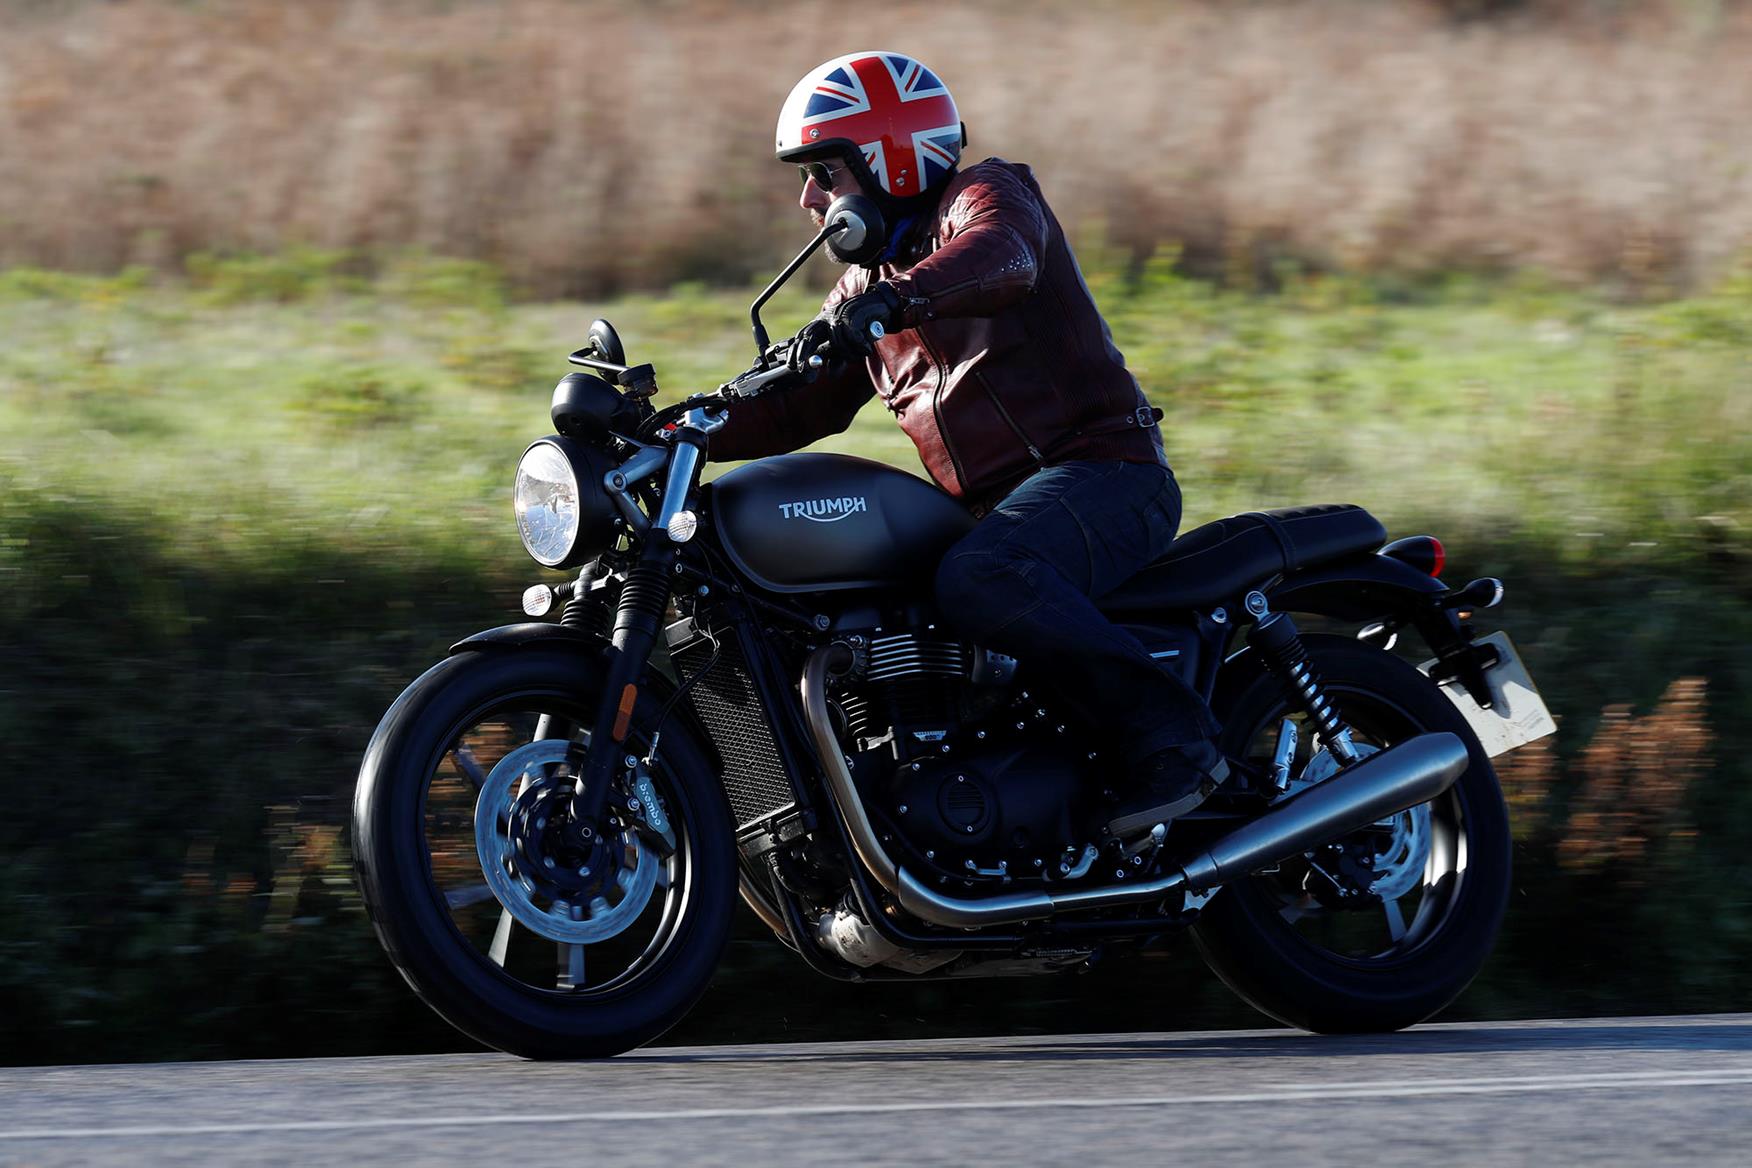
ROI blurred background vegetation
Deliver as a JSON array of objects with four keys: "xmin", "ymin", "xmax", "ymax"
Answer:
[{"xmin": 1, "ymin": 0, "xmax": 1748, "ymax": 1063}]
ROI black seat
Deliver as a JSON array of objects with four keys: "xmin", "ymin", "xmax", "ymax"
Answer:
[{"xmin": 1099, "ymin": 503, "xmax": 1387, "ymax": 615}]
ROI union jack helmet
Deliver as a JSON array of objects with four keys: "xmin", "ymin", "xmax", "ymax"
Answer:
[{"xmin": 776, "ymin": 51, "xmax": 966, "ymax": 204}]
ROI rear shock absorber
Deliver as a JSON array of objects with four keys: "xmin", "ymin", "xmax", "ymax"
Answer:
[{"xmin": 1245, "ymin": 591, "xmax": 1359, "ymax": 766}]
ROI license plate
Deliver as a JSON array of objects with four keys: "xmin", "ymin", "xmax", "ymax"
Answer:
[{"xmin": 1418, "ymin": 631, "xmax": 1557, "ymax": 758}]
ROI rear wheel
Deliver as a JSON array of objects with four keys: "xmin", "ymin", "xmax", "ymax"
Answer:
[
  {"xmin": 353, "ymin": 648, "xmax": 735, "ymax": 1059},
  {"xmin": 1192, "ymin": 635, "xmax": 1511, "ymax": 1033}
]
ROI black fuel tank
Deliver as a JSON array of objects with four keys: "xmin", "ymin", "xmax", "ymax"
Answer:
[{"xmin": 707, "ymin": 453, "xmax": 975, "ymax": 594}]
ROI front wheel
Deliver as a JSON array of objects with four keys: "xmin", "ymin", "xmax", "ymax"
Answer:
[
  {"xmin": 352, "ymin": 647, "xmax": 736, "ymax": 1059},
  {"xmin": 1192, "ymin": 635, "xmax": 1512, "ymax": 1033}
]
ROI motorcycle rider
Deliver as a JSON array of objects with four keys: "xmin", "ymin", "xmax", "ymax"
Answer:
[{"xmin": 708, "ymin": 51, "xmax": 1227, "ymax": 839}]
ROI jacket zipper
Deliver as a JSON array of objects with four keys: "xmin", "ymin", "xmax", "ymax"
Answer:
[
  {"xmin": 912, "ymin": 324, "xmax": 968, "ymax": 495},
  {"xmin": 907, "ymin": 261, "xmax": 1045, "ymax": 466},
  {"xmin": 976, "ymin": 371, "xmax": 1046, "ymax": 464}
]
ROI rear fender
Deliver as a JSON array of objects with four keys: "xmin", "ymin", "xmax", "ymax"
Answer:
[
  {"xmin": 1213, "ymin": 555, "xmax": 1446, "ymax": 718},
  {"xmin": 1266, "ymin": 553, "xmax": 1496, "ymax": 702},
  {"xmin": 1264, "ymin": 553, "xmax": 1445, "ymax": 623}
]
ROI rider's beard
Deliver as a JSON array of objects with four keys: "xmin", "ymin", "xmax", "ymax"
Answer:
[{"xmin": 809, "ymin": 210, "xmax": 826, "ymax": 230}]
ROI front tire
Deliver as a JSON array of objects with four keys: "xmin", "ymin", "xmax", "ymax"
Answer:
[
  {"xmin": 353, "ymin": 647, "xmax": 736, "ymax": 1059},
  {"xmin": 1192, "ymin": 635, "xmax": 1511, "ymax": 1033}
]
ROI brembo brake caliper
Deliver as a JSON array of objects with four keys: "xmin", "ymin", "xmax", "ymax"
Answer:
[{"xmin": 623, "ymin": 756, "xmax": 676, "ymax": 858}]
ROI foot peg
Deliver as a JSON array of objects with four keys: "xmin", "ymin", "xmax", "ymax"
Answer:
[
  {"xmin": 1107, "ymin": 755, "xmax": 1228, "ymax": 843},
  {"xmin": 1122, "ymin": 821, "xmax": 1168, "ymax": 860}
]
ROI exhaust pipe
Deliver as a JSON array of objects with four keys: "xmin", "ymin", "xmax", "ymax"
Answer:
[
  {"xmin": 800, "ymin": 647, "xmax": 1469, "ymax": 931},
  {"xmin": 1176, "ymin": 731, "xmax": 1466, "ymax": 891}
]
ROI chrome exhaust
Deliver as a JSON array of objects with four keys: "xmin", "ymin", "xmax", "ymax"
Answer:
[
  {"xmin": 800, "ymin": 646, "xmax": 1469, "ymax": 931},
  {"xmin": 1176, "ymin": 731, "xmax": 1468, "ymax": 892}
]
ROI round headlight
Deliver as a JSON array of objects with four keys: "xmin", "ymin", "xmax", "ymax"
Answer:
[
  {"xmin": 513, "ymin": 435, "xmax": 621, "ymax": 570},
  {"xmin": 514, "ymin": 441, "xmax": 582, "ymax": 567}
]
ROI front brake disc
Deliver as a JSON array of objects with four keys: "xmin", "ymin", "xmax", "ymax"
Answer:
[{"xmin": 473, "ymin": 739, "xmax": 660, "ymax": 944}]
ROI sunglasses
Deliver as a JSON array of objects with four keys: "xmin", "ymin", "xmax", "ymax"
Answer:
[{"xmin": 797, "ymin": 161, "xmax": 850, "ymax": 191}]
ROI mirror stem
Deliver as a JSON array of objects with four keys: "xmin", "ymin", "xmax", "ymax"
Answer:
[{"xmin": 750, "ymin": 220, "xmax": 847, "ymax": 359}]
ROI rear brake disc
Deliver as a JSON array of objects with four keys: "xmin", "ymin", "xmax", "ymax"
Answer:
[{"xmin": 1295, "ymin": 740, "xmax": 1432, "ymax": 902}]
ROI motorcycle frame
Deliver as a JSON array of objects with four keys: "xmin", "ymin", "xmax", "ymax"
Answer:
[{"xmin": 466, "ymin": 428, "xmax": 1488, "ymax": 973}]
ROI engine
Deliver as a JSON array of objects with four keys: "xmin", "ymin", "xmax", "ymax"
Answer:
[{"xmin": 830, "ymin": 622, "xmax": 1099, "ymax": 886}]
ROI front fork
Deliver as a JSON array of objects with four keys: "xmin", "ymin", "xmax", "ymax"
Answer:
[{"xmin": 568, "ymin": 427, "xmax": 709, "ymax": 826}]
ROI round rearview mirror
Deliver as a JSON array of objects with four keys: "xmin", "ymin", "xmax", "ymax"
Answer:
[
  {"xmin": 586, "ymin": 318, "xmax": 627, "ymax": 367},
  {"xmin": 824, "ymin": 194, "xmax": 887, "ymax": 266}
]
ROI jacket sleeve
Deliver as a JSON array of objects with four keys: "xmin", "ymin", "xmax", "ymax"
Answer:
[
  {"xmin": 882, "ymin": 164, "xmax": 1050, "ymax": 324},
  {"xmin": 704, "ymin": 361, "xmax": 875, "ymax": 463},
  {"xmin": 706, "ymin": 271, "xmax": 875, "ymax": 462}
]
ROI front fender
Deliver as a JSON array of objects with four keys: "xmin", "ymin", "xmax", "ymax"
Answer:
[
  {"xmin": 449, "ymin": 621, "xmax": 723, "ymax": 770},
  {"xmin": 449, "ymin": 622, "xmax": 607, "ymax": 656}
]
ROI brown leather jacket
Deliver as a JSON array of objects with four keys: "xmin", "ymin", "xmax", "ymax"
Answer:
[{"xmin": 708, "ymin": 159, "xmax": 1165, "ymax": 512}]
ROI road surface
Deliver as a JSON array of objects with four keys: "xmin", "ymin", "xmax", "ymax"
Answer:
[{"xmin": 3, "ymin": 1014, "xmax": 1750, "ymax": 1166}]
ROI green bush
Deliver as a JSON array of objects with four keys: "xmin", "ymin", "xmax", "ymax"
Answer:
[
  {"xmin": 377, "ymin": 252, "xmax": 508, "ymax": 311},
  {"xmin": 290, "ymin": 362, "xmax": 430, "ymax": 430},
  {"xmin": 0, "ymin": 265, "xmax": 152, "ymax": 303},
  {"xmin": 185, "ymin": 248, "xmax": 362, "ymax": 305}
]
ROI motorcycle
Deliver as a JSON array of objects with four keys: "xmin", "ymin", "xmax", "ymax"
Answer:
[{"xmin": 352, "ymin": 196, "xmax": 1554, "ymax": 1059}]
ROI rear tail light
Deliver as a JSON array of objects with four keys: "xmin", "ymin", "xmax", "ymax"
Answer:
[{"xmin": 1381, "ymin": 535, "xmax": 1445, "ymax": 578}]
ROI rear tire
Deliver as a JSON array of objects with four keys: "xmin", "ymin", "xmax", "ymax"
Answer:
[
  {"xmin": 1192, "ymin": 636, "xmax": 1511, "ymax": 1033},
  {"xmin": 353, "ymin": 648, "xmax": 736, "ymax": 1059}
]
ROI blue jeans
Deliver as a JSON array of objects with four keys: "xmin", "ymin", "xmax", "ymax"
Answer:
[{"xmin": 934, "ymin": 460, "xmax": 1219, "ymax": 763}]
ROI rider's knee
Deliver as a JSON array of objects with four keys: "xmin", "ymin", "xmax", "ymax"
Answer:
[{"xmin": 934, "ymin": 545, "xmax": 1029, "ymax": 640}]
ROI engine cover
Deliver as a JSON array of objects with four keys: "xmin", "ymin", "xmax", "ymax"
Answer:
[{"xmin": 888, "ymin": 743, "xmax": 1087, "ymax": 865}]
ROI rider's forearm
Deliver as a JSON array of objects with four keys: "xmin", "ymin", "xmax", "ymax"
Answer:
[{"xmin": 706, "ymin": 371, "xmax": 875, "ymax": 462}]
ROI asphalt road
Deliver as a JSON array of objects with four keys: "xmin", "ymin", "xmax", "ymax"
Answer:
[{"xmin": 3, "ymin": 1014, "xmax": 1751, "ymax": 1166}]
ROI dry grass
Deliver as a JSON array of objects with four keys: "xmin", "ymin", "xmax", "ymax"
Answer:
[
  {"xmin": 1498, "ymin": 675, "xmax": 1711, "ymax": 874},
  {"xmin": 3, "ymin": 0, "xmax": 1751, "ymax": 294},
  {"xmin": 1555, "ymin": 676, "xmax": 1710, "ymax": 875}
]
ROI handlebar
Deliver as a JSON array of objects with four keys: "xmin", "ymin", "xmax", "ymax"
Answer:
[
  {"xmin": 626, "ymin": 332, "xmax": 832, "ymax": 442},
  {"xmin": 723, "ymin": 352, "xmax": 825, "ymax": 400}
]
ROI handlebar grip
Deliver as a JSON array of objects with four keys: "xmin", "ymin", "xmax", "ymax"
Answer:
[
  {"xmin": 724, "ymin": 333, "xmax": 838, "ymax": 400},
  {"xmin": 728, "ymin": 362, "xmax": 800, "ymax": 399}
]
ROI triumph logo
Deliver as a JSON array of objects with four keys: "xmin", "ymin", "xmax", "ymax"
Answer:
[{"xmin": 778, "ymin": 496, "xmax": 869, "ymax": 523}]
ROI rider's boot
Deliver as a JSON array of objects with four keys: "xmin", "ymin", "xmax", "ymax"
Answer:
[{"xmin": 1106, "ymin": 738, "xmax": 1230, "ymax": 841}]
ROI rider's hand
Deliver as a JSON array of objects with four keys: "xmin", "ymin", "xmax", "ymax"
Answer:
[
  {"xmin": 825, "ymin": 282, "xmax": 905, "ymax": 356},
  {"xmin": 786, "ymin": 317, "xmax": 836, "ymax": 373}
]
